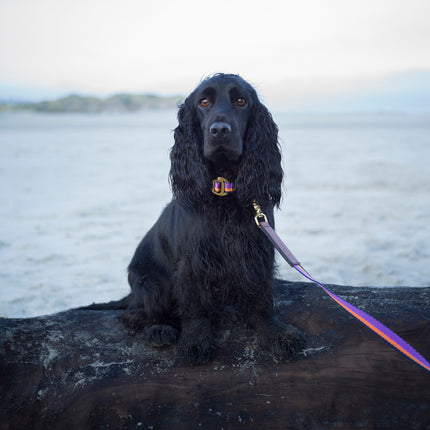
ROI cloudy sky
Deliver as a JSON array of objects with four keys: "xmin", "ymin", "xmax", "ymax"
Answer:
[{"xmin": 1, "ymin": 0, "xmax": 430, "ymax": 106}]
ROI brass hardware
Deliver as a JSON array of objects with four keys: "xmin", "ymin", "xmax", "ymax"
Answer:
[
  {"xmin": 212, "ymin": 177, "xmax": 232, "ymax": 196},
  {"xmin": 252, "ymin": 200, "xmax": 268, "ymax": 227}
]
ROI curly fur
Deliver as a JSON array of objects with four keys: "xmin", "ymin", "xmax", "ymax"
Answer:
[{"xmin": 124, "ymin": 74, "xmax": 305, "ymax": 364}]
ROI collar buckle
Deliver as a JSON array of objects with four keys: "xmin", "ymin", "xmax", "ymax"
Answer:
[{"xmin": 212, "ymin": 177, "xmax": 235, "ymax": 196}]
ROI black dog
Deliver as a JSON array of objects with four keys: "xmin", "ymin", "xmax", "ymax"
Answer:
[{"xmin": 124, "ymin": 73, "xmax": 305, "ymax": 364}]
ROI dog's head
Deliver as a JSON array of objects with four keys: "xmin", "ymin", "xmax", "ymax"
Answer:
[
  {"xmin": 193, "ymin": 73, "xmax": 254, "ymax": 165},
  {"xmin": 170, "ymin": 73, "xmax": 283, "ymax": 208}
]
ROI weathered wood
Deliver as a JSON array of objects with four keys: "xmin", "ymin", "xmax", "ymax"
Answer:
[{"xmin": 1, "ymin": 281, "xmax": 430, "ymax": 429}]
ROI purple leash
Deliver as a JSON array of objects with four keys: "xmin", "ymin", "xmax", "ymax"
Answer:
[{"xmin": 252, "ymin": 202, "xmax": 430, "ymax": 373}]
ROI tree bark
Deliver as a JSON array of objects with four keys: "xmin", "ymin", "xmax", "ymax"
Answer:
[{"xmin": 1, "ymin": 281, "xmax": 429, "ymax": 429}]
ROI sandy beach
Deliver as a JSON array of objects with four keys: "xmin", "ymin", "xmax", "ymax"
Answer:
[{"xmin": 0, "ymin": 111, "xmax": 429, "ymax": 317}]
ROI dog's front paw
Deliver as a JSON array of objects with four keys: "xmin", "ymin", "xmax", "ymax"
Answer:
[
  {"xmin": 257, "ymin": 319, "xmax": 306, "ymax": 360},
  {"xmin": 178, "ymin": 335, "xmax": 216, "ymax": 365},
  {"xmin": 178, "ymin": 318, "xmax": 216, "ymax": 365},
  {"xmin": 142, "ymin": 324, "xmax": 179, "ymax": 347},
  {"xmin": 122, "ymin": 309, "xmax": 148, "ymax": 334}
]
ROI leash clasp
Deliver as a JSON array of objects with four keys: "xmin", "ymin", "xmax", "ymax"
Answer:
[{"xmin": 252, "ymin": 201, "xmax": 268, "ymax": 227}]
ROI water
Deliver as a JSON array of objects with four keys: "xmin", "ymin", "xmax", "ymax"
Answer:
[{"xmin": 1, "ymin": 111, "xmax": 429, "ymax": 318}]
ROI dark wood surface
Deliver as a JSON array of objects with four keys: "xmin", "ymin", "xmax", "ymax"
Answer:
[{"xmin": 1, "ymin": 281, "xmax": 430, "ymax": 429}]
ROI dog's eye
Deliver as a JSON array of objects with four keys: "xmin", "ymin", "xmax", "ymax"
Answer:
[
  {"xmin": 236, "ymin": 97, "xmax": 247, "ymax": 107},
  {"xmin": 199, "ymin": 98, "xmax": 210, "ymax": 107}
]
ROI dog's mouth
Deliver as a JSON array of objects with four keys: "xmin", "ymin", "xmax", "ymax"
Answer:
[
  {"xmin": 214, "ymin": 147, "xmax": 240, "ymax": 160},
  {"xmin": 206, "ymin": 145, "xmax": 242, "ymax": 163},
  {"xmin": 207, "ymin": 151, "xmax": 241, "ymax": 175},
  {"xmin": 206, "ymin": 150, "xmax": 240, "ymax": 183}
]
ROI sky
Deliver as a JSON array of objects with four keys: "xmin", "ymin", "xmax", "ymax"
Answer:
[{"xmin": 1, "ymin": 0, "xmax": 430, "ymax": 108}]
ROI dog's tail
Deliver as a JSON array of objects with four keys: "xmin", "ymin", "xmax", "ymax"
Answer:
[{"xmin": 75, "ymin": 294, "xmax": 131, "ymax": 311}]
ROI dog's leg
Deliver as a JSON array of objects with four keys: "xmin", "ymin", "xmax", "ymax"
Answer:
[
  {"xmin": 124, "ymin": 270, "xmax": 179, "ymax": 347},
  {"xmin": 177, "ymin": 317, "xmax": 216, "ymax": 365}
]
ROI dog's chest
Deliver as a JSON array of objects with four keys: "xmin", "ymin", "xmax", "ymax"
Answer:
[{"xmin": 188, "ymin": 217, "xmax": 258, "ymax": 274}]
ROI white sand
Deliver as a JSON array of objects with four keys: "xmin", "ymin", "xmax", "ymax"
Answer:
[{"xmin": 0, "ymin": 111, "xmax": 429, "ymax": 317}]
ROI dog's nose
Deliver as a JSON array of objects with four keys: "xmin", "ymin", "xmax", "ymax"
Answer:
[{"xmin": 209, "ymin": 122, "xmax": 232, "ymax": 137}]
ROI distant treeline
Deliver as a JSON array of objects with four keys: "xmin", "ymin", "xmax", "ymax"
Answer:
[{"xmin": 0, "ymin": 93, "xmax": 183, "ymax": 113}]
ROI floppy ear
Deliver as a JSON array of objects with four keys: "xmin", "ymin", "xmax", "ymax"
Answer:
[
  {"xmin": 169, "ymin": 97, "xmax": 210, "ymax": 207},
  {"xmin": 235, "ymin": 101, "xmax": 283, "ymax": 208}
]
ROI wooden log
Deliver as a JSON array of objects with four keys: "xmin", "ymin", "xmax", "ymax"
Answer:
[{"xmin": 1, "ymin": 281, "xmax": 429, "ymax": 429}]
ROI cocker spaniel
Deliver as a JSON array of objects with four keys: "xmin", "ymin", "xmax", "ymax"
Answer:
[{"xmin": 124, "ymin": 73, "xmax": 305, "ymax": 364}]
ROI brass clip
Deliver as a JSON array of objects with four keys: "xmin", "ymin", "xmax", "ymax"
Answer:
[{"xmin": 252, "ymin": 200, "xmax": 268, "ymax": 227}]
